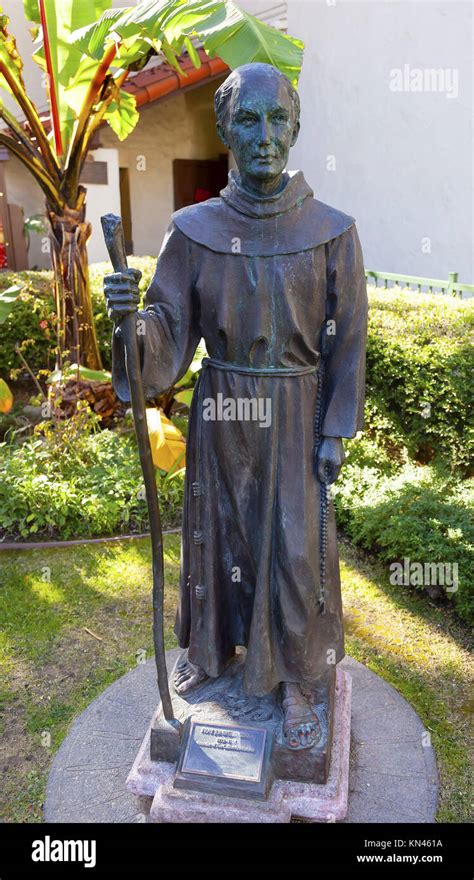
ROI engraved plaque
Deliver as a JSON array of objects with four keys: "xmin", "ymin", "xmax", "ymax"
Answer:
[{"xmin": 174, "ymin": 719, "xmax": 273, "ymax": 800}]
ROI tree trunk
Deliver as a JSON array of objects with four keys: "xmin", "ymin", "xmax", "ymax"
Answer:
[{"xmin": 47, "ymin": 189, "xmax": 102, "ymax": 371}]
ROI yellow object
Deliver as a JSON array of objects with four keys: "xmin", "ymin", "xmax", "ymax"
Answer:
[
  {"xmin": 0, "ymin": 378, "xmax": 13, "ymax": 413},
  {"xmin": 146, "ymin": 408, "xmax": 186, "ymax": 473}
]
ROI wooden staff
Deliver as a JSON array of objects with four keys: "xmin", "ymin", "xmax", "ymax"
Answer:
[{"xmin": 101, "ymin": 213, "xmax": 177, "ymax": 727}]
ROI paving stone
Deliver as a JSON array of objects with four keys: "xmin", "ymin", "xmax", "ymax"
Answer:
[{"xmin": 354, "ymin": 740, "xmax": 428, "ymax": 777}]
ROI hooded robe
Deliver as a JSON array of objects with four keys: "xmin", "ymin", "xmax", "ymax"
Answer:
[{"xmin": 112, "ymin": 170, "xmax": 368, "ymax": 696}]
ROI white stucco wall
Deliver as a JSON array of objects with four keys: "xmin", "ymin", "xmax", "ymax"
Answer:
[
  {"xmin": 286, "ymin": 0, "xmax": 473, "ymax": 281},
  {"xmin": 96, "ymin": 80, "xmax": 226, "ymax": 259},
  {"xmin": 83, "ymin": 148, "xmax": 122, "ymax": 264}
]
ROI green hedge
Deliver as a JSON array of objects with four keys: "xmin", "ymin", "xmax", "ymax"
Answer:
[
  {"xmin": 334, "ymin": 434, "xmax": 473, "ymax": 624},
  {"xmin": 366, "ymin": 288, "xmax": 473, "ymax": 473}
]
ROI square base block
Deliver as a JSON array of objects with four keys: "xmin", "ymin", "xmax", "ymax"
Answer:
[{"xmin": 126, "ymin": 668, "xmax": 351, "ymax": 823}]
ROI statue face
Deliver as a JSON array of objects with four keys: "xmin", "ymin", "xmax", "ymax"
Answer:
[{"xmin": 222, "ymin": 70, "xmax": 299, "ymax": 187}]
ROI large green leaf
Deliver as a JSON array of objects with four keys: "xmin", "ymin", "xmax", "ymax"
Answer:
[
  {"xmin": 70, "ymin": 1, "xmax": 184, "ymax": 60},
  {"xmin": 104, "ymin": 89, "xmax": 139, "ymax": 140},
  {"xmin": 63, "ymin": 53, "xmax": 105, "ymax": 117},
  {"xmin": 69, "ymin": 0, "xmax": 304, "ymax": 84},
  {"xmin": 70, "ymin": 7, "xmax": 128, "ymax": 60},
  {"xmin": 28, "ymin": 0, "xmax": 113, "ymax": 157},
  {"xmin": 23, "ymin": 1, "xmax": 40, "ymax": 23},
  {"xmin": 0, "ymin": 284, "xmax": 22, "ymax": 324},
  {"xmin": 111, "ymin": 1, "xmax": 189, "ymax": 42},
  {"xmin": 160, "ymin": 0, "xmax": 222, "ymax": 46},
  {"xmin": 195, "ymin": 1, "xmax": 304, "ymax": 86}
]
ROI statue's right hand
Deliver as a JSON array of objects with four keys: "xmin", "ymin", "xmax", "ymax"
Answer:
[{"xmin": 103, "ymin": 268, "xmax": 142, "ymax": 324}]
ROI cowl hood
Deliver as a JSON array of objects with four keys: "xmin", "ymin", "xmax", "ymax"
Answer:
[
  {"xmin": 172, "ymin": 169, "xmax": 355, "ymax": 256},
  {"xmin": 220, "ymin": 169, "xmax": 313, "ymax": 219}
]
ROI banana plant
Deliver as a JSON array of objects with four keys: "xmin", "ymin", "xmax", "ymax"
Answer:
[{"xmin": 0, "ymin": 1, "xmax": 303, "ymax": 371}]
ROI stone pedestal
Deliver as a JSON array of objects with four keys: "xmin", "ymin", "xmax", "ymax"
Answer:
[
  {"xmin": 149, "ymin": 651, "xmax": 337, "ymax": 785},
  {"xmin": 126, "ymin": 665, "xmax": 352, "ymax": 822},
  {"xmin": 44, "ymin": 655, "xmax": 439, "ymax": 823}
]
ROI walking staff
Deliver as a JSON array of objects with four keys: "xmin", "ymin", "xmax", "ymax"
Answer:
[{"xmin": 101, "ymin": 213, "xmax": 178, "ymax": 730}]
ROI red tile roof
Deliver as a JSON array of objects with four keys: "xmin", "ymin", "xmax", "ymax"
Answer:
[{"xmin": 123, "ymin": 48, "xmax": 228, "ymax": 107}]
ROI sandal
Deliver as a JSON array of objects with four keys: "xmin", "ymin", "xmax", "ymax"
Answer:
[{"xmin": 281, "ymin": 684, "xmax": 322, "ymax": 750}]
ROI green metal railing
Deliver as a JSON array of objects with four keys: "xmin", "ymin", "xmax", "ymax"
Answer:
[{"xmin": 365, "ymin": 269, "xmax": 474, "ymax": 298}]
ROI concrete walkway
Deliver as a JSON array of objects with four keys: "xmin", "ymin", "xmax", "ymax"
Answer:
[{"xmin": 44, "ymin": 653, "xmax": 438, "ymax": 823}]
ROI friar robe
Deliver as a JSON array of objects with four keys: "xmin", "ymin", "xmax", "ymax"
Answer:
[{"xmin": 112, "ymin": 170, "xmax": 368, "ymax": 697}]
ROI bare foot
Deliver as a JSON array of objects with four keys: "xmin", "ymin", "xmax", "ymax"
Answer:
[
  {"xmin": 173, "ymin": 652, "xmax": 208, "ymax": 695},
  {"xmin": 280, "ymin": 682, "xmax": 322, "ymax": 750}
]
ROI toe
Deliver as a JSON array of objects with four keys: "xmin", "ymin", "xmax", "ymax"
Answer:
[
  {"xmin": 177, "ymin": 676, "xmax": 193, "ymax": 693},
  {"xmin": 288, "ymin": 729, "xmax": 299, "ymax": 748},
  {"xmin": 309, "ymin": 723, "xmax": 320, "ymax": 744},
  {"xmin": 175, "ymin": 671, "xmax": 190, "ymax": 686}
]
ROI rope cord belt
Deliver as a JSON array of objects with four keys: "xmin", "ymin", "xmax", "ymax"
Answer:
[{"xmin": 202, "ymin": 357, "xmax": 318, "ymax": 376}]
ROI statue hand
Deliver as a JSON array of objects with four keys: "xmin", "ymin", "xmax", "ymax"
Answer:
[
  {"xmin": 316, "ymin": 437, "xmax": 345, "ymax": 484},
  {"xmin": 103, "ymin": 267, "xmax": 142, "ymax": 325}
]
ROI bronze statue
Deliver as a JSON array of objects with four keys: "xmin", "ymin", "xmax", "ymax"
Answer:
[{"xmin": 105, "ymin": 63, "xmax": 368, "ymax": 753}]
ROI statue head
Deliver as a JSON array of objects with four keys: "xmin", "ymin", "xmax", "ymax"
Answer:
[{"xmin": 215, "ymin": 63, "xmax": 300, "ymax": 195}]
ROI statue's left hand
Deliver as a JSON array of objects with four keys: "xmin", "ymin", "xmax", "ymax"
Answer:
[{"xmin": 316, "ymin": 437, "xmax": 345, "ymax": 484}]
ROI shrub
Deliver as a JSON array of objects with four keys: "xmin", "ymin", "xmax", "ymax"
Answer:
[
  {"xmin": 335, "ymin": 434, "xmax": 474, "ymax": 624},
  {"xmin": 0, "ymin": 271, "xmax": 54, "ymax": 376},
  {"xmin": 0, "ymin": 257, "xmax": 157, "ymax": 378},
  {"xmin": 0, "ymin": 408, "xmax": 183, "ymax": 541},
  {"xmin": 366, "ymin": 288, "xmax": 473, "ymax": 473}
]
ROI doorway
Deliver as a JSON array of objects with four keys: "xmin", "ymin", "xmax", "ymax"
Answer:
[
  {"xmin": 119, "ymin": 167, "xmax": 133, "ymax": 255},
  {"xmin": 173, "ymin": 156, "xmax": 229, "ymax": 210}
]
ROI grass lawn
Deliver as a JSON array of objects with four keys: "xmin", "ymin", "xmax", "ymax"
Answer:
[{"xmin": 0, "ymin": 534, "xmax": 471, "ymax": 823}]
